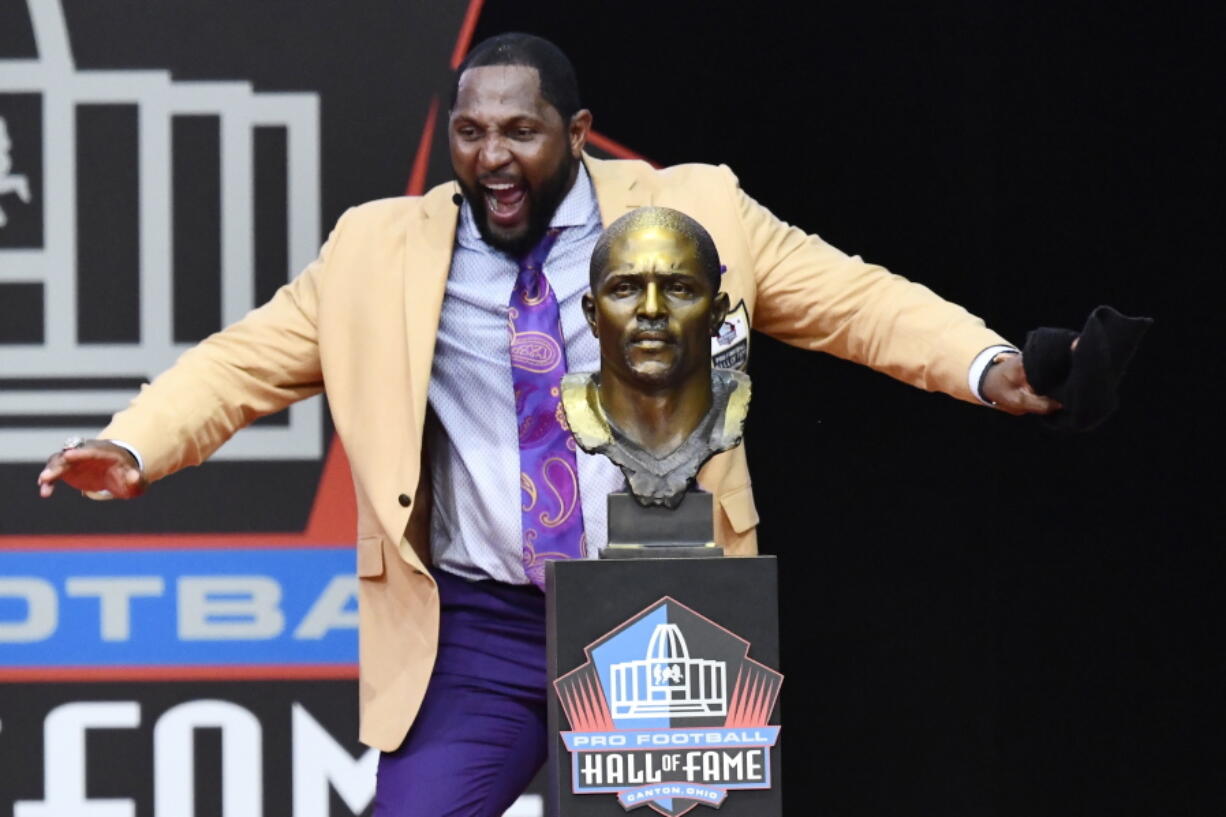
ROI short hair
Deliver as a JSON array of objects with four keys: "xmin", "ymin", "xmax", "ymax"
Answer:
[
  {"xmin": 590, "ymin": 207, "xmax": 722, "ymax": 291},
  {"xmin": 451, "ymin": 33, "xmax": 582, "ymax": 122}
]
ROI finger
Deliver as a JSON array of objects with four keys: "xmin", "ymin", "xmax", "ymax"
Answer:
[
  {"xmin": 106, "ymin": 465, "xmax": 141, "ymax": 498},
  {"xmin": 124, "ymin": 468, "xmax": 147, "ymax": 499},
  {"xmin": 59, "ymin": 447, "xmax": 122, "ymax": 475},
  {"xmin": 1017, "ymin": 390, "xmax": 1062, "ymax": 415},
  {"xmin": 60, "ymin": 446, "xmax": 113, "ymax": 463},
  {"xmin": 38, "ymin": 457, "xmax": 79, "ymax": 494},
  {"xmin": 1002, "ymin": 358, "xmax": 1030, "ymax": 387},
  {"xmin": 39, "ymin": 448, "xmax": 67, "ymax": 473},
  {"xmin": 996, "ymin": 399, "xmax": 1029, "ymax": 416},
  {"xmin": 1000, "ymin": 360, "xmax": 1063, "ymax": 414},
  {"xmin": 37, "ymin": 459, "xmax": 67, "ymax": 487},
  {"xmin": 993, "ymin": 384, "xmax": 1061, "ymax": 416}
]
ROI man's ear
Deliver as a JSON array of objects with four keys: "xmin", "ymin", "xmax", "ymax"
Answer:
[
  {"xmin": 710, "ymin": 291, "xmax": 731, "ymax": 334},
  {"xmin": 569, "ymin": 109, "xmax": 593, "ymax": 158},
  {"xmin": 582, "ymin": 292, "xmax": 598, "ymax": 336}
]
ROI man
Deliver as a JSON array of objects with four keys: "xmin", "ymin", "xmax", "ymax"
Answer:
[
  {"xmin": 36, "ymin": 33, "xmax": 1057, "ymax": 816},
  {"xmin": 563, "ymin": 205, "xmax": 751, "ymax": 509}
]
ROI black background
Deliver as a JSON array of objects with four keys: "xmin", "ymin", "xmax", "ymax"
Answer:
[
  {"xmin": 472, "ymin": 4, "xmax": 1220, "ymax": 815},
  {"xmin": 2, "ymin": 0, "xmax": 1221, "ymax": 814}
]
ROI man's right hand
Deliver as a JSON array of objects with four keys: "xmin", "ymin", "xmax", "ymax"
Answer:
[{"xmin": 37, "ymin": 440, "xmax": 146, "ymax": 499}]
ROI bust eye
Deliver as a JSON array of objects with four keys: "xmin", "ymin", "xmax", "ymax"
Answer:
[
  {"xmin": 667, "ymin": 281, "xmax": 694, "ymax": 296},
  {"xmin": 611, "ymin": 280, "xmax": 638, "ymax": 296}
]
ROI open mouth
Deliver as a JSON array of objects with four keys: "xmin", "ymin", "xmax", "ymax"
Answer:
[{"xmin": 482, "ymin": 180, "xmax": 527, "ymax": 227}]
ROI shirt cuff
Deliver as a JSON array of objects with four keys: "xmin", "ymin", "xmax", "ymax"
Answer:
[
  {"xmin": 83, "ymin": 440, "xmax": 145, "ymax": 501},
  {"xmin": 105, "ymin": 440, "xmax": 145, "ymax": 472},
  {"xmin": 968, "ymin": 345, "xmax": 1019, "ymax": 406}
]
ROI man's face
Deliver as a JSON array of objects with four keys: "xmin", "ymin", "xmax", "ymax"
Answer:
[
  {"xmin": 583, "ymin": 226, "xmax": 730, "ymax": 389},
  {"xmin": 449, "ymin": 65, "xmax": 591, "ymax": 256}
]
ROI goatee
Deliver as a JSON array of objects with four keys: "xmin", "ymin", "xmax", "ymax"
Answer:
[{"xmin": 457, "ymin": 153, "xmax": 578, "ymax": 258}]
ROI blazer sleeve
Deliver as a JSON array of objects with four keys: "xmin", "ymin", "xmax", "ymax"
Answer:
[
  {"xmin": 733, "ymin": 172, "xmax": 1009, "ymax": 403},
  {"xmin": 98, "ymin": 210, "xmax": 351, "ymax": 481}
]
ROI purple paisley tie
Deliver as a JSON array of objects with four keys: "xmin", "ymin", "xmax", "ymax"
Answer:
[{"xmin": 510, "ymin": 228, "xmax": 585, "ymax": 589}]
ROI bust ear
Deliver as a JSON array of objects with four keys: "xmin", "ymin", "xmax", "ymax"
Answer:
[
  {"xmin": 710, "ymin": 292, "xmax": 731, "ymax": 334},
  {"xmin": 582, "ymin": 293, "xmax": 599, "ymax": 336}
]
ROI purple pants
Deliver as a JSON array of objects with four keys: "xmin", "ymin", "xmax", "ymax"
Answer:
[{"xmin": 373, "ymin": 569, "xmax": 548, "ymax": 816}]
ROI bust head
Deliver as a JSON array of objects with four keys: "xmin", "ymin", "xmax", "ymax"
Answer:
[
  {"xmin": 564, "ymin": 207, "xmax": 749, "ymax": 509},
  {"xmin": 582, "ymin": 207, "xmax": 730, "ymax": 396}
]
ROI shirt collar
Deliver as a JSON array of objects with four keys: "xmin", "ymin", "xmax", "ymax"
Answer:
[
  {"xmin": 458, "ymin": 162, "xmax": 598, "ymax": 249},
  {"xmin": 550, "ymin": 161, "xmax": 598, "ymax": 229}
]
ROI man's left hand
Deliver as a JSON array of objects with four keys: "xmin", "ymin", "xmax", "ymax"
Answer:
[{"xmin": 981, "ymin": 353, "xmax": 1062, "ymax": 415}]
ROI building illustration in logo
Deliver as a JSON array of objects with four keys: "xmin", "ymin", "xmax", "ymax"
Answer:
[
  {"xmin": 555, "ymin": 597, "xmax": 783, "ymax": 816},
  {"xmin": 610, "ymin": 623, "xmax": 727, "ymax": 719},
  {"xmin": 0, "ymin": 116, "xmax": 32, "ymax": 227},
  {"xmin": 0, "ymin": 0, "xmax": 321, "ymax": 463}
]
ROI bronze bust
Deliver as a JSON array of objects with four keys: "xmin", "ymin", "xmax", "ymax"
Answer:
[{"xmin": 562, "ymin": 206, "xmax": 750, "ymax": 509}]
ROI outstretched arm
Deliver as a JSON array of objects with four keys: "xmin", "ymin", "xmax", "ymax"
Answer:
[
  {"xmin": 33, "ymin": 209, "xmax": 351, "ymax": 495},
  {"xmin": 729, "ymin": 167, "xmax": 1063, "ymax": 416},
  {"xmin": 735, "ymin": 180, "xmax": 1005, "ymax": 402}
]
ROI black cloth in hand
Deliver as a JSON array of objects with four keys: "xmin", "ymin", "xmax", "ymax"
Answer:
[{"xmin": 1023, "ymin": 305, "xmax": 1153, "ymax": 431}]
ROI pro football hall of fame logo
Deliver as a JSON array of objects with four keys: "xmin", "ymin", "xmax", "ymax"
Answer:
[{"xmin": 554, "ymin": 597, "xmax": 784, "ymax": 816}]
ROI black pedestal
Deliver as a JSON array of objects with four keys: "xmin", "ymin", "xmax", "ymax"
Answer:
[{"xmin": 545, "ymin": 557, "xmax": 783, "ymax": 817}]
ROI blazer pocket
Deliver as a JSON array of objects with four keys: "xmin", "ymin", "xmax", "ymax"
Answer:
[
  {"xmin": 357, "ymin": 534, "xmax": 386, "ymax": 578},
  {"xmin": 718, "ymin": 484, "xmax": 760, "ymax": 534}
]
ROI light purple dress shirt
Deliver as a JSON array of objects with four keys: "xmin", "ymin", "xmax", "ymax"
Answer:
[{"xmin": 427, "ymin": 166, "xmax": 626, "ymax": 584}]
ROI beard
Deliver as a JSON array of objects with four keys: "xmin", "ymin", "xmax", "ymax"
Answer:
[{"xmin": 457, "ymin": 152, "xmax": 578, "ymax": 258}]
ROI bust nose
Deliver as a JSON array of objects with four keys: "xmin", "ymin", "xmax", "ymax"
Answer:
[{"xmin": 640, "ymin": 280, "xmax": 663, "ymax": 318}]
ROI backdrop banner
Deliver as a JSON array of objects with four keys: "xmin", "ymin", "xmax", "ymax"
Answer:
[{"xmin": 0, "ymin": 2, "xmax": 549, "ymax": 815}]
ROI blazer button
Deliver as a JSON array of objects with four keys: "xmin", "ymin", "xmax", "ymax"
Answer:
[{"xmin": 398, "ymin": 493, "xmax": 412, "ymax": 508}]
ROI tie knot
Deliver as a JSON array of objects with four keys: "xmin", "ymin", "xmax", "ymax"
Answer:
[
  {"xmin": 520, "ymin": 227, "xmax": 563, "ymax": 270},
  {"xmin": 515, "ymin": 228, "xmax": 564, "ymax": 301}
]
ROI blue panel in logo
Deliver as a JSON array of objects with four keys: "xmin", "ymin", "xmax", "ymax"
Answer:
[{"xmin": 592, "ymin": 606, "xmax": 669, "ymax": 730}]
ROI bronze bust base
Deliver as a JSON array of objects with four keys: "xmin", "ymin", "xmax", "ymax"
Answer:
[{"xmin": 599, "ymin": 489, "xmax": 724, "ymax": 559}]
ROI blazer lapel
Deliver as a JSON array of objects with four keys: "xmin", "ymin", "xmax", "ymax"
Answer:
[
  {"xmin": 585, "ymin": 153, "xmax": 649, "ymax": 227},
  {"xmin": 403, "ymin": 184, "xmax": 459, "ymax": 440}
]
